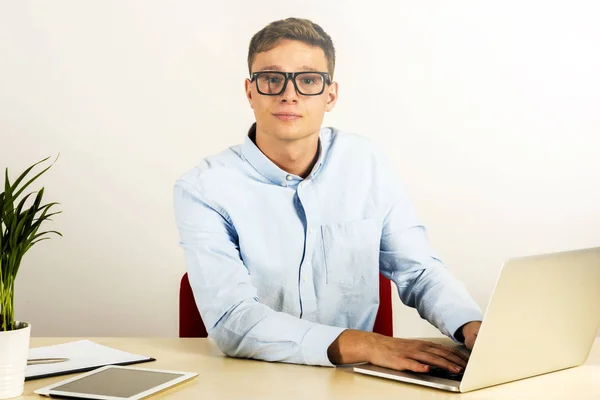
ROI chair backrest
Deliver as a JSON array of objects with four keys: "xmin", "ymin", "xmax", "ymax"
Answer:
[
  {"xmin": 179, "ymin": 273, "xmax": 208, "ymax": 338},
  {"xmin": 179, "ymin": 272, "xmax": 393, "ymax": 338}
]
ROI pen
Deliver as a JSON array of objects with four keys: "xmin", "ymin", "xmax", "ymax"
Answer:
[{"xmin": 27, "ymin": 357, "xmax": 69, "ymax": 365}]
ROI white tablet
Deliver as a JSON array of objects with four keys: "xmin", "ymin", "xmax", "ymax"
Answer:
[{"xmin": 34, "ymin": 365, "xmax": 198, "ymax": 399}]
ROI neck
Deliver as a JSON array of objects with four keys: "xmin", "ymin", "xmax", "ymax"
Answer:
[{"xmin": 251, "ymin": 124, "xmax": 319, "ymax": 178}]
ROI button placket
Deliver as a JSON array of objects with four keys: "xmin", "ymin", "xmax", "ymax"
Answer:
[{"xmin": 296, "ymin": 184, "xmax": 317, "ymax": 316}]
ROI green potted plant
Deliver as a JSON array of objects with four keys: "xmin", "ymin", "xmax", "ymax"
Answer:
[{"xmin": 0, "ymin": 156, "xmax": 61, "ymax": 399}]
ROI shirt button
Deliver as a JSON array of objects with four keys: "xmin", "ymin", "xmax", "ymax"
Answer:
[
  {"xmin": 281, "ymin": 182, "xmax": 287, "ymax": 187},
  {"xmin": 286, "ymin": 174, "xmax": 293, "ymax": 181},
  {"xmin": 308, "ymin": 228, "xmax": 313, "ymax": 234}
]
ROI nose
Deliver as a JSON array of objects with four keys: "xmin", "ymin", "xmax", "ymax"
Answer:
[{"xmin": 280, "ymin": 76, "xmax": 298, "ymax": 103}]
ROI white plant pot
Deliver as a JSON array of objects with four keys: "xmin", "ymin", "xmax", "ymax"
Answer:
[{"xmin": 0, "ymin": 322, "xmax": 31, "ymax": 399}]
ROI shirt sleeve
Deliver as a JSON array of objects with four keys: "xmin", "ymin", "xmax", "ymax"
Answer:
[
  {"xmin": 173, "ymin": 180, "xmax": 345, "ymax": 366},
  {"xmin": 375, "ymin": 150, "xmax": 483, "ymax": 342}
]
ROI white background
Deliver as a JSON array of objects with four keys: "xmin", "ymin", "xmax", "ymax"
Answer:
[{"xmin": 1, "ymin": 1, "xmax": 599, "ymax": 338}]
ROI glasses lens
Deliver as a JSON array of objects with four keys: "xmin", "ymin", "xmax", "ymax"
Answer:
[
  {"xmin": 257, "ymin": 72, "xmax": 285, "ymax": 95},
  {"xmin": 295, "ymin": 73, "xmax": 325, "ymax": 95}
]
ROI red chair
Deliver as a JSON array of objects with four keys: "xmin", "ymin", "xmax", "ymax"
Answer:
[{"xmin": 179, "ymin": 272, "xmax": 393, "ymax": 338}]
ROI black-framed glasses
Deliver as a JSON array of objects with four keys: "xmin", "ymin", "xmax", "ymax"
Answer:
[{"xmin": 250, "ymin": 71, "xmax": 332, "ymax": 96}]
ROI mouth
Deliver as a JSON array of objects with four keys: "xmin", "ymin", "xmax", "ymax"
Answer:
[{"xmin": 272, "ymin": 113, "xmax": 302, "ymax": 121}]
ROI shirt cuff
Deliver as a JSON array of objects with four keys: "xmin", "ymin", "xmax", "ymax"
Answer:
[
  {"xmin": 444, "ymin": 308, "xmax": 484, "ymax": 344},
  {"xmin": 301, "ymin": 324, "xmax": 347, "ymax": 366}
]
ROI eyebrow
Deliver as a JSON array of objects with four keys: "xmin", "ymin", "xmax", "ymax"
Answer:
[{"xmin": 257, "ymin": 65, "xmax": 323, "ymax": 72}]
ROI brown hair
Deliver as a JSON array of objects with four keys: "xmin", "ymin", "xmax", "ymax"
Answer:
[{"xmin": 247, "ymin": 18, "xmax": 336, "ymax": 78}]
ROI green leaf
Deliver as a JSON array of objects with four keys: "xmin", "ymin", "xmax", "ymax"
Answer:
[
  {"xmin": 4, "ymin": 168, "xmax": 14, "ymax": 218},
  {"xmin": 1, "ymin": 155, "xmax": 61, "ymax": 331},
  {"xmin": 14, "ymin": 191, "xmax": 36, "ymax": 218},
  {"xmin": 12, "ymin": 155, "xmax": 59, "ymax": 200},
  {"xmin": 29, "ymin": 230, "xmax": 62, "ymax": 242},
  {"xmin": 12, "ymin": 209, "xmax": 32, "ymax": 248},
  {"xmin": 26, "ymin": 237, "xmax": 51, "ymax": 251},
  {"xmin": 9, "ymin": 157, "xmax": 50, "ymax": 193},
  {"xmin": 34, "ymin": 211, "xmax": 62, "ymax": 222},
  {"xmin": 27, "ymin": 204, "xmax": 60, "ymax": 237},
  {"xmin": 31, "ymin": 188, "xmax": 44, "ymax": 212}
]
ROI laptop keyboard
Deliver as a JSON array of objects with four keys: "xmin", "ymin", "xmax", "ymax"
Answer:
[{"xmin": 422, "ymin": 366, "xmax": 464, "ymax": 381}]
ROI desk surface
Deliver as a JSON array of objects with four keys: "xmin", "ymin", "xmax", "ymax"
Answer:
[{"xmin": 21, "ymin": 337, "xmax": 600, "ymax": 399}]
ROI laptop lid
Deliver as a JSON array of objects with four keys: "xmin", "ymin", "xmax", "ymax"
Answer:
[{"xmin": 460, "ymin": 246, "xmax": 600, "ymax": 392}]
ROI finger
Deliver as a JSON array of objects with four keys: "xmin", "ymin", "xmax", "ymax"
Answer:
[
  {"xmin": 370, "ymin": 350, "xmax": 432, "ymax": 373},
  {"xmin": 465, "ymin": 339, "xmax": 474, "ymax": 350},
  {"xmin": 408, "ymin": 351, "xmax": 465, "ymax": 373},
  {"xmin": 465, "ymin": 335, "xmax": 477, "ymax": 350},
  {"xmin": 424, "ymin": 346, "xmax": 468, "ymax": 368},
  {"xmin": 394, "ymin": 358, "xmax": 432, "ymax": 373},
  {"xmin": 427, "ymin": 343, "xmax": 470, "ymax": 363}
]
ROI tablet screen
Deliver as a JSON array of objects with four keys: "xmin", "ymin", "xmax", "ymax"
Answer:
[{"xmin": 50, "ymin": 367, "xmax": 186, "ymax": 398}]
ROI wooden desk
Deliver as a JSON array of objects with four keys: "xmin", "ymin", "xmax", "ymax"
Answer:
[{"xmin": 20, "ymin": 337, "xmax": 600, "ymax": 399}]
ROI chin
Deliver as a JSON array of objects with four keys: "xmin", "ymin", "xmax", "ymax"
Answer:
[{"xmin": 268, "ymin": 122, "xmax": 311, "ymax": 141}]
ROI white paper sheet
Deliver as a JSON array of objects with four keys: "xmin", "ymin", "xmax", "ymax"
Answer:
[{"xmin": 26, "ymin": 339, "xmax": 153, "ymax": 379}]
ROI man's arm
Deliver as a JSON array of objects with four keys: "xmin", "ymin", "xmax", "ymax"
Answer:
[
  {"xmin": 174, "ymin": 181, "xmax": 344, "ymax": 366},
  {"xmin": 379, "ymin": 215, "xmax": 484, "ymax": 341},
  {"xmin": 324, "ymin": 149, "xmax": 482, "ymax": 373},
  {"xmin": 327, "ymin": 329, "xmax": 469, "ymax": 373},
  {"xmin": 456, "ymin": 321, "xmax": 482, "ymax": 349},
  {"xmin": 376, "ymin": 149, "xmax": 483, "ymax": 343}
]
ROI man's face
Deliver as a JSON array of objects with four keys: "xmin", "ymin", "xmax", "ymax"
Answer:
[{"xmin": 245, "ymin": 39, "xmax": 338, "ymax": 142}]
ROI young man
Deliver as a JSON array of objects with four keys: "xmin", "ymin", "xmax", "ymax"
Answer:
[{"xmin": 174, "ymin": 18, "xmax": 482, "ymax": 374}]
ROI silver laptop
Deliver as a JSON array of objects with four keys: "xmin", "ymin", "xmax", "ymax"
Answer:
[{"xmin": 354, "ymin": 246, "xmax": 600, "ymax": 393}]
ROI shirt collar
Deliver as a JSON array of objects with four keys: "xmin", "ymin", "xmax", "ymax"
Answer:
[{"xmin": 241, "ymin": 122, "xmax": 330, "ymax": 186}]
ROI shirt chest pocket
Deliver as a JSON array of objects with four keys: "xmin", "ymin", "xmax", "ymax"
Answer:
[{"xmin": 320, "ymin": 218, "xmax": 381, "ymax": 286}]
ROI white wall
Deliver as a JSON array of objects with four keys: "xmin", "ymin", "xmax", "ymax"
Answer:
[{"xmin": 1, "ymin": 1, "xmax": 599, "ymax": 338}]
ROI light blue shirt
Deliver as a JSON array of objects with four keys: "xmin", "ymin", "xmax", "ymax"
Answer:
[{"xmin": 173, "ymin": 124, "xmax": 483, "ymax": 367}]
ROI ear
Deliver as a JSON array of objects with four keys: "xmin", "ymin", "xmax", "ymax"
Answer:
[
  {"xmin": 325, "ymin": 81, "xmax": 338, "ymax": 112},
  {"xmin": 245, "ymin": 78, "xmax": 254, "ymax": 109}
]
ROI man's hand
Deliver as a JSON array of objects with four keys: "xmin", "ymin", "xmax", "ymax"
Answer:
[
  {"xmin": 327, "ymin": 330, "xmax": 468, "ymax": 373},
  {"xmin": 460, "ymin": 321, "xmax": 482, "ymax": 350}
]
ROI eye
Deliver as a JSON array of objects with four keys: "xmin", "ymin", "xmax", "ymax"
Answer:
[{"xmin": 260, "ymin": 74, "xmax": 283, "ymax": 84}]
